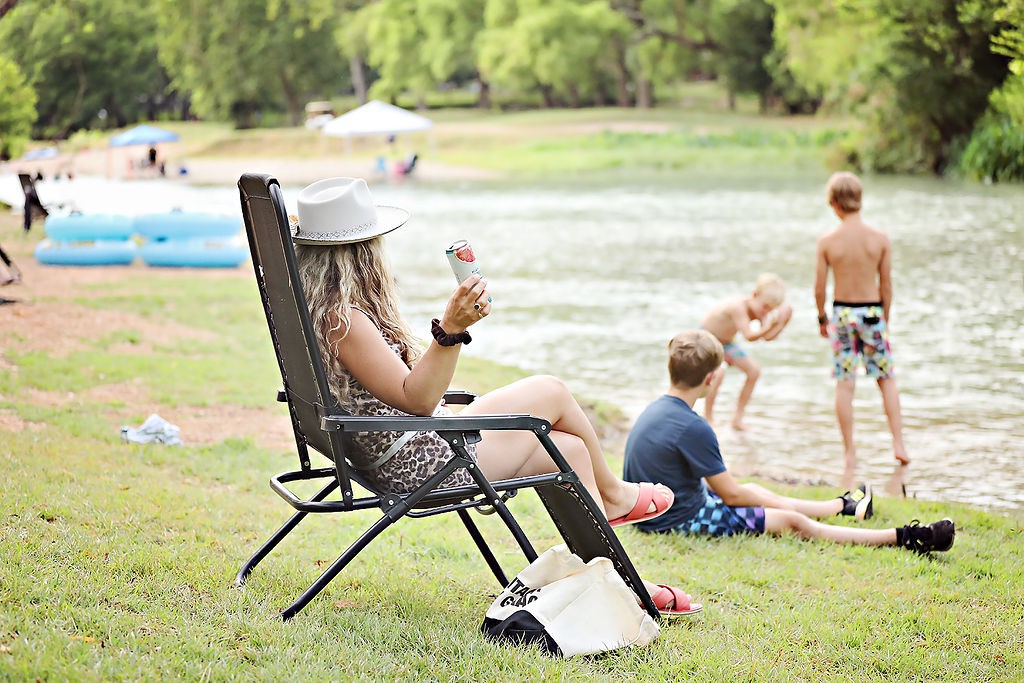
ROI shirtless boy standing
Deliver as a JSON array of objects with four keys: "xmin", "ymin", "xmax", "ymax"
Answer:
[
  {"xmin": 700, "ymin": 273, "xmax": 792, "ymax": 430},
  {"xmin": 815, "ymin": 172, "xmax": 910, "ymax": 479}
]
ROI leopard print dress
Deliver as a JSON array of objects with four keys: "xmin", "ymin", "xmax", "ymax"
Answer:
[{"xmin": 327, "ymin": 336, "xmax": 474, "ymax": 495}]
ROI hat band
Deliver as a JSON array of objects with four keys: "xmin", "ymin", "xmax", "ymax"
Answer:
[{"xmin": 297, "ymin": 220, "xmax": 378, "ymax": 241}]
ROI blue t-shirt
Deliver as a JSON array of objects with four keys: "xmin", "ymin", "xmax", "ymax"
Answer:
[{"xmin": 623, "ymin": 394, "xmax": 726, "ymax": 532}]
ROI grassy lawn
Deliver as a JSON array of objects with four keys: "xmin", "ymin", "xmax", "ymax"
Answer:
[{"xmin": 0, "ymin": 212, "xmax": 1021, "ymax": 681}]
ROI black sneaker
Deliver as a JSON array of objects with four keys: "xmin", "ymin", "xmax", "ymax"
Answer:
[
  {"xmin": 900, "ymin": 518, "xmax": 955, "ymax": 554},
  {"xmin": 839, "ymin": 483, "xmax": 873, "ymax": 520}
]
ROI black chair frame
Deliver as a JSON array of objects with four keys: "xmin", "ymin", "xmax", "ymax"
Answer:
[{"xmin": 236, "ymin": 173, "xmax": 659, "ymax": 621}]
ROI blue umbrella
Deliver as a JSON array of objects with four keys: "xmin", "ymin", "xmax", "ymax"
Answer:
[{"xmin": 108, "ymin": 125, "xmax": 180, "ymax": 147}]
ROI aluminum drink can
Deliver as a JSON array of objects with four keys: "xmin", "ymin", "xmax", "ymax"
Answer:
[{"xmin": 446, "ymin": 239, "xmax": 482, "ymax": 284}]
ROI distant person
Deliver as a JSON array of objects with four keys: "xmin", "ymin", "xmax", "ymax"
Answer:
[
  {"xmin": 623, "ymin": 330, "xmax": 955, "ymax": 554},
  {"xmin": 815, "ymin": 172, "xmax": 910, "ymax": 481},
  {"xmin": 700, "ymin": 273, "xmax": 792, "ymax": 430},
  {"xmin": 147, "ymin": 146, "xmax": 158, "ymax": 167},
  {"xmin": 18, "ymin": 172, "xmax": 48, "ymax": 233},
  {"xmin": 0, "ymin": 243, "xmax": 23, "ymax": 286}
]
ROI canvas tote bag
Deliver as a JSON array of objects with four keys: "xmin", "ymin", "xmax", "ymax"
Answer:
[{"xmin": 481, "ymin": 545, "xmax": 660, "ymax": 657}]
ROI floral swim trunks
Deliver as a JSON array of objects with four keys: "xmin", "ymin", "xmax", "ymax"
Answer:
[{"xmin": 829, "ymin": 301, "xmax": 894, "ymax": 380}]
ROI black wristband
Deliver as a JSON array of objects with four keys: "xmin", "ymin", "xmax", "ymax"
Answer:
[
  {"xmin": 431, "ymin": 318, "xmax": 472, "ymax": 346},
  {"xmin": 817, "ymin": 314, "xmax": 828, "ymax": 325}
]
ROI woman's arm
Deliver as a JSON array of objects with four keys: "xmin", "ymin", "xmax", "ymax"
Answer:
[{"xmin": 334, "ymin": 276, "xmax": 491, "ymax": 416}]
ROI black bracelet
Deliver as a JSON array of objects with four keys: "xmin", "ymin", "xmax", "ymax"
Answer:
[
  {"xmin": 817, "ymin": 314, "xmax": 828, "ymax": 325},
  {"xmin": 431, "ymin": 318, "xmax": 472, "ymax": 346}
]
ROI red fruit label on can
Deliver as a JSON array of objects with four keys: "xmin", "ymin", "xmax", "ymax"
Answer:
[{"xmin": 446, "ymin": 239, "xmax": 482, "ymax": 283}]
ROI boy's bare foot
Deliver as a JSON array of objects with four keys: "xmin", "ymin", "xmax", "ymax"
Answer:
[
  {"xmin": 731, "ymin": 418, "xmax": 746, "ymax": 431},
  {"xmin": 840, "ymin": 466, "xmax": 856, "ymax": 492},
  {"xmin": 884, "ymin": 465, "xmax": 908, "ymax": 497},
  {"xmin": 894, "ymin": 449, "xmax": 910, "ymax": 465}
]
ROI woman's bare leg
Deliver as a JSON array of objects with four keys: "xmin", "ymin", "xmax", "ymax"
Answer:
[{"xmin": 463, "ymin": 375, "xmax": 668, "ymax": 520}]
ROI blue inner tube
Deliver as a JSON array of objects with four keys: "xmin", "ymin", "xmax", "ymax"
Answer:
[
  {"xmin": 139, "ymin": 238, "xmax": 249, "ymax": 268},
  {"xmin": 45, "ymin": 214, "xmax": 135, "ymax": 241},
  {"xmin": 35, "ymin": 239, "xmax": 137, "ymax": 266},
  {"xmin": 134, "ymin": 212, "xmax": 241, "ymax": 239}
]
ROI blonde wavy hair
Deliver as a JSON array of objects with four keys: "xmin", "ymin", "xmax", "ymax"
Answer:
[{"xmin": 295, "ymin": 237, "xmax": 421, "ymax": 404}]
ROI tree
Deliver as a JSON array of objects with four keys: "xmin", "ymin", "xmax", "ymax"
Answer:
[
  {"xmin": 273, "ymin": 0, "xmax": 373, "ymax": 104},
  {"xmin": 360, "ymin": 0, "xmax": 434, "ymax": 105},
  {"xmin": 478, "ymin": 0, "xmax": 632, "ymax": 107},
  {"xmin": 0, "ymin": 0, "xmax": 172, "ymax": 137},
  {"xmin": 612, "ymin": 0, "xmax": 719, "ymax": 107},
  {"xmin": 709, "ymin": 0, "xmax": 775, "ymax": 111},
  {"xmin": 0, "ymin": 56, "xmax": 36, "ymax": 160},
  {"xmin": 989, "ymin": 0, "xmax": 1024, "ymax": 125},
  {"xmin": 771, "ymin": 0, "xmax": 1012, "ymax": 174},
  {"xmin": 417, "ymin": 0, "xmax": 491, "ymax": 107},
  {"xmin": 155, "ymin": 0, "xmax": 346, "ymax": 127}
]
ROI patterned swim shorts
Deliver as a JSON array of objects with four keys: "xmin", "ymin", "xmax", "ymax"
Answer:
[
  {"xmin": 675, "ymin": 492, "xmax": 765, "ymax": 536},
  {"xmin": 722, "ymin": 339, "xmax": 748, "ymax": 362},
  {"xmin": 829, "ymin": 302, "xmax": 894, "ymax": 381}
]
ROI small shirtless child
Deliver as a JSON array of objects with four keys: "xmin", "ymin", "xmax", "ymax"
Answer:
[
  {"xmin": 815, "ymin": 171, "xmax": 910, "ymax": 476},
  {"xmin": 700, "ymin": 273, "xmax": 792, "ymax": 430}
]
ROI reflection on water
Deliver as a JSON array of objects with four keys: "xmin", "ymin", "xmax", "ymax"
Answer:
[{"xmin": 3, "ymin": 172, "xmax": 1021, "ymax": 513}]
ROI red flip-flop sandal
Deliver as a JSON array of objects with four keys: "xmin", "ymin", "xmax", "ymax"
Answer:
[
  {"xmin": 609, "ymin": 482, "xmax": 673, "ymax": 528},
  {"xmin": 652, "ymin": 584, "xmax": 703, "ymax": 618}
]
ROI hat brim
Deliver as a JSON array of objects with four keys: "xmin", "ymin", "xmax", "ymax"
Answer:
[{"xmin": 291, "ymin": 205, "xmax": 410, "ymax": 245}]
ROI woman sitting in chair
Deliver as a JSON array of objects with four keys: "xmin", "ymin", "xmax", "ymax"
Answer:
[{"xmin": 291, "ymin": 177, "xmax": 700, "ymax": 617}]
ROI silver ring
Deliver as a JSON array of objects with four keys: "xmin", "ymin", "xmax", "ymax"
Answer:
[{"xmin": 473, "ymin": 303, "xmax": 481, "ymax": 311}]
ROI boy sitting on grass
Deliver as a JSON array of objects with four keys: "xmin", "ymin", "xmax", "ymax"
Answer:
[
  {"xmin": 700, "ymin": 273, "xmax": 792, "ymax": 430},
  {"xmin": 622, "ymin": 329, "xmax": 954, "ymax": 554}
]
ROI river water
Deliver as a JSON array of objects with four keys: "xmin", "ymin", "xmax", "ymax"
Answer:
[{"xmin": 3, "ymin": 171, "xmax": 1022, "ymax": 513}]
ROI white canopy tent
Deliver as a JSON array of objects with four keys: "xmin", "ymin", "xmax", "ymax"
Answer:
[{"xmin": 321, "ymin": 100, "xmax": 434, "ymax": 154}]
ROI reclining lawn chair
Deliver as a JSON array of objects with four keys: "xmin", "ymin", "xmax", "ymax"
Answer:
[{"xmin": 236, "ymin": 173, "xmax": 659, "ymax": 621}]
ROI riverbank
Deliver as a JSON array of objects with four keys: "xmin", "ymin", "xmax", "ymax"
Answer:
[
  {"xmin": 5, "ymin": 85, "xmax": 843, "ymax": 187},
  {"xmin": 3, "ymin": 208, "xmax": 1022, "ymax": 681}
]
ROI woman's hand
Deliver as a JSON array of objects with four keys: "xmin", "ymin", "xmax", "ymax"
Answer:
[{"xmin": 439, "ymin": 275, "xmax": 492, "ymax": 333}]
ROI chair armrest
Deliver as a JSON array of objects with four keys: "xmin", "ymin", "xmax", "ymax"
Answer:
[
  {"xmin": 321, "ymin": 413, "xmax": 551, "ymax": 434},
  {"xmin": 443, "ymin": 389, "xmax": 477, "ymax": 405}
]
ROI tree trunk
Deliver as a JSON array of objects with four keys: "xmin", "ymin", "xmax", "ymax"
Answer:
[
  {"xmin": 280, "ymin": 73, "xmax": 302, "ymax": 126},
  {"xmin": 349, "ymin": 55, "xmax": 367, "ymax": 104},
  {"xmin": 0, "ymin": 0, "xmax": 19, "ymax": 20},
  {"xmin": 727, "ymin": 89, "xmax": 736, "ymax": 111},
  {"xmin": 476, "ymin": 76, "xmax": 491, "ymax": 109},
  {"xmin": 636, "ymin": 78, "xmax": 653, "ymax": 109},
  {"xmin": 540, "ymin": 84, "xmax": 556, "ymax": 108},
  {"xmin": 615, "ymin": 52, "xmax": 631, "ymax": 107}
]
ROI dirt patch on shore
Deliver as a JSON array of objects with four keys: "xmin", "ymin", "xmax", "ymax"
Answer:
[{"xmin": 0, "ymin": 213, "xmax": 294, "ymax": 450}]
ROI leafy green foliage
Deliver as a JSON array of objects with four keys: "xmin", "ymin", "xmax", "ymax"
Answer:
[
  {"xmin": 479, "ymin": 0, "xmax": 632, "ymax": 107},
  {"xmin": 958, "ymin": 117, "xmax": 1024, "ymax": 182},
  {"xmin": 154, "ymin": 0, "xmax": 346, "ymax": 127},
  {"xmin": 772, "ymin": 0, "xmax": 1013, "ymax": 175},
  {"xmin": 0, "ymin": 0, "xmax": 172, "ymax": 136},
  {"xmin": 709, "ymin": 0, "xmax": 775, "ymax": 109},
  {"xmin": 0, "ymin": 55, "xmax": 37, "ymax": 160}
]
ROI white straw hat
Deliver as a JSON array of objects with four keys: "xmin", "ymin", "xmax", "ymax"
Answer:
[{"xmin": 292, "ymin": 177, "xmax": 409, "ymax": 245}]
